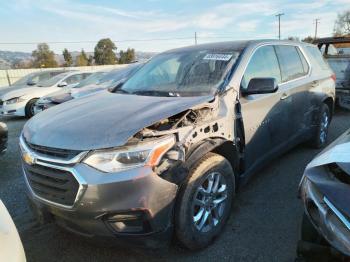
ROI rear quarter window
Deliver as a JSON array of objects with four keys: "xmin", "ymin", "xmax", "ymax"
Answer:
[
  {"xmin": 275, "ymin": 45, "xmax": 307, "ymax": 82},
  {"xmin": 306, "ymin": 46, "xmax": 330, "ymax": 71}
]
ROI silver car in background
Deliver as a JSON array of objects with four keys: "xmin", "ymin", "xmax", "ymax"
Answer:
[
  {"xmin": 298, "ymin": 128, "xmax": 350, "ymax": 259},
  {"xmin": 34, "ymin": 63, "xmax": 143, "ymax": 113}
]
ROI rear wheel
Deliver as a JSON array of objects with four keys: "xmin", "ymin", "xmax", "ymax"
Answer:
[
  {"xmin": 175, "ymin": 152, "xmax": 235, "ymax": 250},
  {"xmin": 309, "ymin": 104, "xmax": 330, "ymax": 148},
  {"xmin": 25, "ymin": 98, "xmax": 38, "ymax": 118}
]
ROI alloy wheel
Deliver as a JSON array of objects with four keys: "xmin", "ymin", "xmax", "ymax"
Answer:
[
  {"xmin": 319, "ymin": 111, "xmax": 329, "ymax": 144},
  {"xmin": 192, "ymin": 172, "xmax": 228, "ymax": 233}
]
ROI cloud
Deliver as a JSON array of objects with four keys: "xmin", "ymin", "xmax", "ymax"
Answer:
[{"xmin": 237, "ymin": 21, "xmax": 259, "ymax": 32}]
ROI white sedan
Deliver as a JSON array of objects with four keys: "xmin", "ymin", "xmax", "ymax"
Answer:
[{"xmin": 0, "ymin": 71, "xmax": 92, "ymax": 118}]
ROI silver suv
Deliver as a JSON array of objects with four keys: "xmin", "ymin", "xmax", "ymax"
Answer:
[{"xmin": 21, "ymin": 40, "xmax": 335, "ymax": 250}]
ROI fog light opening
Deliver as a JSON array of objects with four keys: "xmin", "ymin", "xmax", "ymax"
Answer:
[{"xmin": 106, "ymin": 211, "xmax": 151, "ymax": 234}]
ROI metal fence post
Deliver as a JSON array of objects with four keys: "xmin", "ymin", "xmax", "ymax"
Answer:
[{"xmin": 6, "ymin": 70, "xmax": 11, "ymax": 86}]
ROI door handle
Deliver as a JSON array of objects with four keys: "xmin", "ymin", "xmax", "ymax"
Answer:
[{"xmin": 280, "ymin": 93, "xmax": 289, "ymax": 100}]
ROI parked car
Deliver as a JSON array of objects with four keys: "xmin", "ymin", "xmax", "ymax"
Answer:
[
  {"xmin": 0, "ymin": 200, "xmax": 26, "ymax": 262},
  {"xmin": 0, "ymin": 71, "xmax": 92, "ymax": 118},
  {"xmin": 298, "ymin": 128, "xmax": 350, "ymax": 260},
  {"xmin": 314, "ymin": 37, "xmax": 350, "ymax": 110},
  {"xmin": 35, "ymin": 64, "xmax": 142, "ymax": 113},
  {"xmin": 34, "ymin": 70, "xmax": 109, "ymax": 113},
  {"xmin": 0, "ymin": 122, "xmax": 7, "ymax": 155},
  {"xmin": 21, "ymin": 40, "xmax": 335, "ymax": 250},
  {"xmin": 0, "ymin": 70, "xmax": 67, "ymax": 96}
]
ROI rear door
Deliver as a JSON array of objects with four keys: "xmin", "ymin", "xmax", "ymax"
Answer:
[
  {"xmin": 240, "ymin": 45, "xmax": 290, "ymax": 168},
  {"xmin": 274, "ymin": 45, "xmax": 312, "ymax": 138}
]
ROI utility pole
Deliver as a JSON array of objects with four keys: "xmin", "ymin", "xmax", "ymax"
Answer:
[
  {"xmin": 275, "ymin": 13, "xmax": 284, "ymax": 40},
  {"xmin": 314, "ymin": 18, "xmax": 320, "ymax": 39},
  {"xmin": 195, "ymin": 32, "xmax": 197, "ymax": 45}
]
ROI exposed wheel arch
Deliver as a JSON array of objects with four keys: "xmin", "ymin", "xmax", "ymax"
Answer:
[
  {"xmin": 323, "ymin": 97, "xmax": 334, "ymax": 120},
  {"xmin": 184, "ymin": 138, "xmax": 240, "ymax": 186}
]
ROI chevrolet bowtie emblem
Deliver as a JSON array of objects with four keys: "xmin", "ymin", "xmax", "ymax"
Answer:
[{"xmin": 23, "ymin": 152, "xmax": 35, "ymax": 165}]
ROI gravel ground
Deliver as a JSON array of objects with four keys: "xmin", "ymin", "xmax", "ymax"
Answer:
[{"xmin": 0, "ymin": 109, "xmax": 350, "ymax": 262}]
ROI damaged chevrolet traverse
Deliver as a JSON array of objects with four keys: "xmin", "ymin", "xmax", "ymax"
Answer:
[{"xmin": 21, "ymin": 40, "xmax": 335, "ymax": 250}]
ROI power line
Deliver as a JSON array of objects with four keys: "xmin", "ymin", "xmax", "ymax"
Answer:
[
  {"xmin": 0, "ymin": 35, "xmax": 246, "ymax": 46},
  {"xmin": 275, "ymin": 13, "xmax": 284, "ymax": 40},
  {"xmin": 0, "ymin": 37, "xmax": 194, "ymax": 45}
]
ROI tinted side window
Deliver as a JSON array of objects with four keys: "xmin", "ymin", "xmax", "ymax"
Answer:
[
  {"xmin": 275, "ymin": 45, "xmax": 306, "ymax": 82},
  {"xmin": 296, "ymin": 48, "xmax": 309, "ymax": 74},
  {"xmin": 307, "ymin": 46, "xmax": 330, "ymax": 70},
  {"xmin": 65, "ymin": 74, "xmax": 82, "ymax": 84},
  {"xmin": 241, "ymin": 46, "xmax": 281, "ymax": 90}
]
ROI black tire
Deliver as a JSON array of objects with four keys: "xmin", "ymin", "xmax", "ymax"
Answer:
[
  {"xmin": 175, "ymin": 152, "xmax": 235, "ymax": 250},
  {"xmin": 309, "ymin": 104, "xmax": 331, "ymax": 149},
  {"xmin": 25, "ymin": 98, "xmax": 38, "ymax": 118}
]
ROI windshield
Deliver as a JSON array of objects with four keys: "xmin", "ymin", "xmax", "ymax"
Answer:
[
  {"xmin": 97, "ymin": 64, "xmax": 142, "ymax": 88},
  {"xmin": 37, "ymin": 73, "xmax": 70, "ymax": 87},
  {"xmin": 119, "ymin": 50, "xmax": 240, "ymax": 97},
  {"xmin": 72, "ymin": 72, "xmax": 108, "ymax": 89},
  {"xmin": 12, "ymin": 73, "xmax": 36, "ymax": 86}
]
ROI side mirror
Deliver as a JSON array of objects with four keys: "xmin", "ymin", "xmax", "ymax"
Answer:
[
  {"xmin": 242, "ymin": 78, "xmax": 278, "ymax": 95},
  {"xmin": 58, "ymin": 81, "xmax": 68, "ymax": 87},
  {"xmin": 27, "ymin": 80, "xmax": 37, "ymax": 86}
]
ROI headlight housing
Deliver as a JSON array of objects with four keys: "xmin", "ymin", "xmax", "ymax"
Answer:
[
  {"xmin": 83, "ymin": 135, "xmax": 176, "ymax": 173},
  {"xmin": 5, "ymin": 97, "xmax": 25, "ymax": 105}
]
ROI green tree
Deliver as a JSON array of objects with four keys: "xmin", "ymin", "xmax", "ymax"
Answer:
[
  {"xmin": 94, "ymin": 38, "xmax": 117, "ymax": 65},
  {"xmin": 302, "ymin": 36, "xmax": 314, "ymax": 43},
  {"xmin": 32, "ymin": 43, "xmax": 58, "ymax": 68},
  {"xmin": 87, "ymin": 55, "xmax": 94, "ymax": 66},
  {"xmin": 62, "ymin": 48, "xmax": 73, "ymax": 67},
  {"xmin": 286, "ymin": 36, "xmax": 300, "ymax": 41},
  {"xmin": 334, "ymin": 10, "xmax": 350, "ymax": 36},
  {"xmin": 119, "ymin": 48, "xmax": 136, "ymax": 64},
  {"xmin": 76, "ymin": 49, "xmax": 89, "ymax": 66}
]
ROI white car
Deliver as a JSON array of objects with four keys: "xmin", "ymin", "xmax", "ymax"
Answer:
[
  {"xmin": 0, "ymin": 200, "xmax": 26, "ymax": 262},
  {"xmin": 0, "ymin": 71, "xmax": 92, "ymax": 118}
]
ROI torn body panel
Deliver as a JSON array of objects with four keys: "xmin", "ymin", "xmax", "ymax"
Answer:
[
  {"xmin": 138, "ymin": 88, "xmax": 238, "ymax": 158},
  {"xmin": 299, "ymin": 129, "xmax": 350, "ymax": 256}
]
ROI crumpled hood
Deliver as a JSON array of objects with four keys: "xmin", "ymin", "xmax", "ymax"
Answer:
[
  {"xmin": 23, "ymin": 91, "xmax": 213, "ymax": 150},
  {"xmin": 1, "ymin": 87, "xmax": 42, "ymax": 101}
]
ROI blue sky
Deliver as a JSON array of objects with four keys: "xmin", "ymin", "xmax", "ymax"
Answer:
[{"xmin": 0, "ymin": 0, "xmax": 349, "ymax": 53}]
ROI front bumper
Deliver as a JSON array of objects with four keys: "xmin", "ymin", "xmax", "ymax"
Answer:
[
  {"xmin": 300, "ymin": 171, "xmax": 350, "ymax": 256},
  {"xmin": 0, "ymin": 101, "xmax": 27, "ymax": 116},
  {"xmin": 23, "ymin": 149, "xmax": 178, "ymax": 247}
]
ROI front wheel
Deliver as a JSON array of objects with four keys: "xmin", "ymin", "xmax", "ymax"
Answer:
[
  {"xmin": 175, "ymin": 152, "xmax": 235, "ymax": 250},
  {"xmin": 25, "ymin": 98, "xmax": 38, "ymax": 118}
]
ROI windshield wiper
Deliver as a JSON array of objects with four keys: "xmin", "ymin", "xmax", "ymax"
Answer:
[
  {"xmin": 113, "ymin": 88, "xmax": 130, "ymax": 94},
  {"xmin": 132, "ymin": 90, "xmax": 180, "ymax": 97}
]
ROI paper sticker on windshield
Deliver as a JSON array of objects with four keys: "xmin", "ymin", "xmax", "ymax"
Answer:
[{"xmin": 203, "ymin": 54, "xmax": 233, "ymax": 61}]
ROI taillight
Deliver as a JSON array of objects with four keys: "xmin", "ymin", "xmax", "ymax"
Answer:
[{"xmin": 331, "ymin": 73, "xmax": 336, "ymax": 82}]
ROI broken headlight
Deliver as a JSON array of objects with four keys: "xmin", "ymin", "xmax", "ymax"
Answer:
[{"xmin": 83, "ymin": 135, "xmax": 175, "ymax": 173}]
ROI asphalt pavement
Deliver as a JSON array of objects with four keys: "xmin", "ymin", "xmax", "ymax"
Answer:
[{"xmin": 1, "ymin": 109, "xmax": 350, "ymax": 262}]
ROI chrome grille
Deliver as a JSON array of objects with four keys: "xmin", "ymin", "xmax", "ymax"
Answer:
[{"xmin": 24, "ymin": 163, "xmax": 80, "ymax": 207}]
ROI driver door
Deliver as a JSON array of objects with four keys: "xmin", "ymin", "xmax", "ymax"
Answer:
[{"xmin": 240, "ymin": 45, "xmax": 291, "ymax": 169}]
